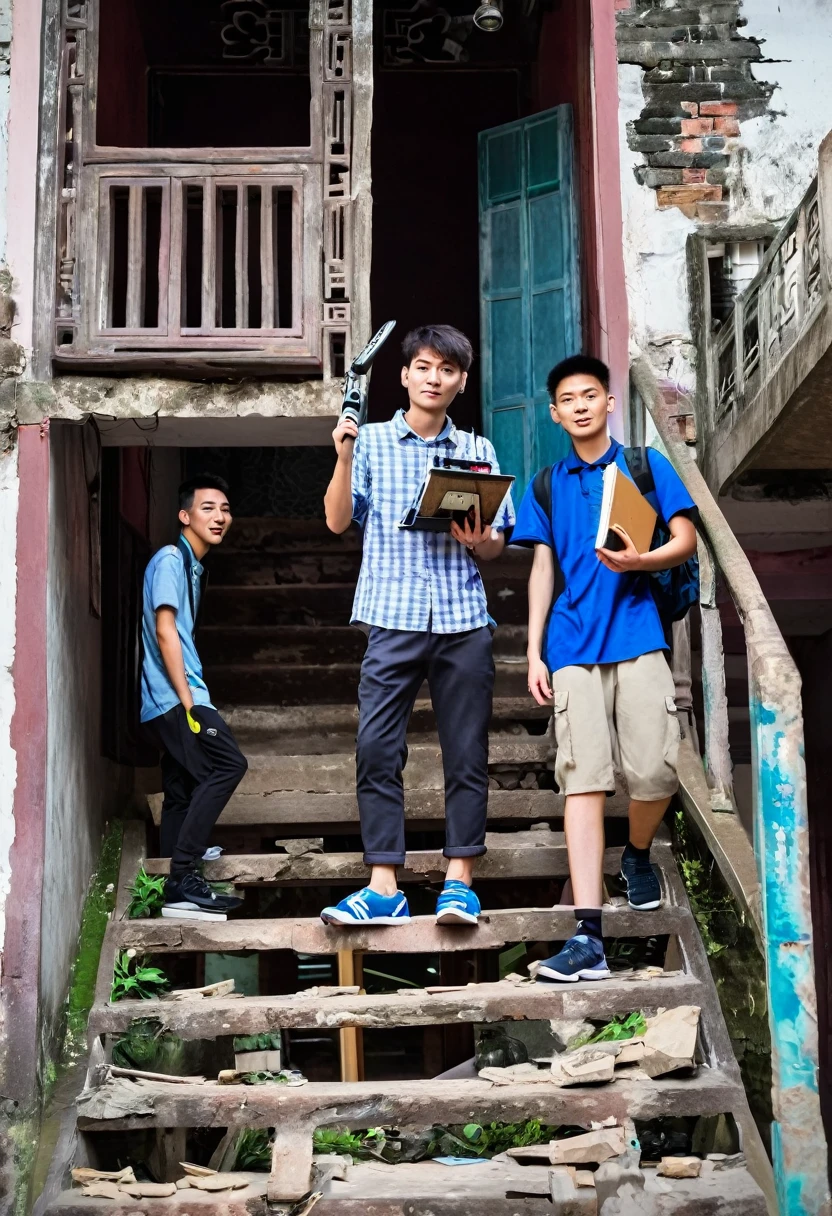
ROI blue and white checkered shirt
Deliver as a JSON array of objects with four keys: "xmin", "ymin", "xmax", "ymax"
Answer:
[{"xmin": 350, "ymin": 409, "xmax": 515, "ymax": 633}]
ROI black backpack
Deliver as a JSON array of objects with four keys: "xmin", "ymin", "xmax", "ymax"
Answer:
[{"xmin": 531, "ymin": 446, "xmax": 699, "ymax": 635}]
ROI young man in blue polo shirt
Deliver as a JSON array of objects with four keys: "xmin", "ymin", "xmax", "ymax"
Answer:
[
  {"xmin": 319, "ymin": 324, "xmax": 515, "ymax": 927},
  {"xmin": 142, "ymin": 474, "xmax": 247, "ymax": 918},
  {"xmin": 512, "ymin": 355, "xmax": 697, "ymax": 982}
]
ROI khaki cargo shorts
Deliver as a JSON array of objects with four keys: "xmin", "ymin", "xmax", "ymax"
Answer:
[{"xmin": 552, "ymin": 650, "xmax": 680, "ymax": 801}]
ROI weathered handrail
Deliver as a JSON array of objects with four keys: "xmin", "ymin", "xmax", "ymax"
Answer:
[{"xmin": 632, "ymin": 354, "xmax": 831, "ymax": 1216}]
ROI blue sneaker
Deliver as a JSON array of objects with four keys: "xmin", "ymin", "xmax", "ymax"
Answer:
[
  {"xmin": 619, "ymin": 845, "xmax": 662, "ymax": 910},
  {"xmin": 320, "ymin": 887, "xmax": 411, "ymax": 926},
  {"xmin": 435, "ymin": 880, "xmax": 481, "ymax": 926},
  {"xmin": 530, "ymin": 935, "xmax": 611, "ymax": 983}
]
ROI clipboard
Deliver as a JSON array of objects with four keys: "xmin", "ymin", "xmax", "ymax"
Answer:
[{"xmin": 399, "ymin": 468, "xmax": 514, "ymax": 532}]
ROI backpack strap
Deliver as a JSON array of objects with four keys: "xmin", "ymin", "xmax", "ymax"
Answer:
[
  {"xmin": 176, "ymin": 535, "xmax": 208, "ymax": 638},
  {"xmin": 532, "ymin": 465, "xmax": 553, "ymax": 523},
  {"xmin": 623, "ymin": 445, "xmax": 655, "ymax": 496}
]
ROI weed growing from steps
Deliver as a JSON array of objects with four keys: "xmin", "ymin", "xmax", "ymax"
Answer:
[
  {"xmin": 674, "ymin": 807, "xmax": 773, "ymax": 1153},
  {"xmin": 568, "ymin": 1011, "xmax": 647, "ymax": 1049},
  {"xmin": 231, "ymin": 1120, "xmax": 570, "ymax": 1170},
  {"xmin": 112, "ymin": 1019, "xmax": 186, "ymax": 1073},
  {"xmin": 111, "ymin": 950, "xmax": 169, "ymax": 1002},
  {"xmin": 125, "ymin": 868, "xmax": 167, "ymax": 919}
]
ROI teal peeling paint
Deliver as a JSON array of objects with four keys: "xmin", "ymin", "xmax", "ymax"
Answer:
[{"xmin": 751, "ymin": 689, "xmax": 830, "ymax": 1214}]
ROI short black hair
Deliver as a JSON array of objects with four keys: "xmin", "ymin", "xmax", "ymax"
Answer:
[
  {"xmin": 547, "ymin": 354, "xmax": 610, "ymax": 402},
  {"xmin": 401, "ymin": 324, "xmax": 474, "ymax": 373},
  {"xmin": 178, "ymin": 474, "xmax": 230, "ymax": 513}
]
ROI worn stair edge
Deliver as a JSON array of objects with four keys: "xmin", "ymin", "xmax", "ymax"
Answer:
[
  {"xmin": 146, "ymin": 788, "xmax": 632, "ymax": 827},
  {"xmin": 218, "ymin": 698, "xmax": 551, "ymax": 733},
  {"xmin": 89, "ymin": 972, "xmax": 704, "ymax": 1038},
  {"xmin": 75, "ymin": 1069, "xmax": 745, "ymax": 1132},
  {"xmin": 141, "ymin": 841, "xmax": 634, "ymax": 884},
  {"xmin": 111, "ymin": 903, "xmax": 690, "ymax": 955},
  {"xmin": 676, "ymin": 735, "xmax": 763, "ymax": 948}
]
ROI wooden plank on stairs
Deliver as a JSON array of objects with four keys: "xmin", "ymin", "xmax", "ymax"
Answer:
[
  {"xmin": 111, "ymin": 903, "xmax": 691, "ymax": 955},
  {"xmin": 75, "ymin": 1069, "xmax": 744, "ymax": 1132},
  {"xmin": 89, "ymin": 972, "xmax": 704, "ymax": 1038},
  {"xmin": 147, "ymin": 788, "xmax": 632, "ymax": 827},
  {"xmin": 141, "ymin": 838, "xmax": 631, "ymax": 884}
]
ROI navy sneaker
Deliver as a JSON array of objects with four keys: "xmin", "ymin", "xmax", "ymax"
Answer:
[
  {"xmin": 435, "ymin": 880, "xmax": 481, "ymax": 926},
  {"xmin": 320, "ymin": 887, "xmax": 412, "ymax": 926},
  {"xmin": 530, "ymin": 934, "xmax": 611, "ymax": 983},
  {"xmin": 163, "ymin": 868, "xmax": 243, "ymax": 921},
  {"xmin": 619, "ymin": 846, "xmax": 662, "ymax": 910}
]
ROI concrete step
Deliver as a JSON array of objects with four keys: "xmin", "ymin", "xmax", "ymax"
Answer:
[
  {"xmin": 112, "ymin": 903, "xmax": 691, "ymax": 956},
  {"xmin": 74, "ymin": 1070, "xmax": 745, "ymax": 1134},
  {"xmin": 149, "ymin": 787, "xmax": 622, "ymax": 830},
  {"xmin": 89, "ymin": 972, "xmax": 705, "ymax": 1038},
  {"xmin": 207, "ymin": 548, "xmax": 361, "ymax": 587},
  {"xmin": 202, "ymin": 584, "xmax": 530, "ymax": 628},
  {"xmin": 204, "ymin": 658, "xmax": 530, "ymax": 705},
  {"xmin": 198, "ymin": 624, "xmax": 529, "ymax": 665},
  {"xmin": 217, "ymin": 516, "xmax": 363, "ymax": 554},
  {"xmin": 219, "ymin": 698, "xmax": 551, "ymax": 742},
  {"xmin": 141, "ymin": 835, "xmax": 636, "ymax": 885}
]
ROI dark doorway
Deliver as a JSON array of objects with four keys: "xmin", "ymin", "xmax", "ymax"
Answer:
[{"xmin": 367, "ymin": 0, "xmax": 594, "ymax": 436}]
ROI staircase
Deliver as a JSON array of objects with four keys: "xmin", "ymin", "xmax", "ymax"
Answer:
[{"xmin": 36, "ymin": 504, "xmax": 783, "ymax": 1215}]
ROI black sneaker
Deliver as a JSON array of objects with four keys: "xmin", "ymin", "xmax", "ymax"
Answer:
[
  {"xmin": 163, "ymin": 869, "xmax": 243, "ymax": 921},
  {"xmin": 619, "ymin": 846, "xmax": 662, "ymax": 910}
]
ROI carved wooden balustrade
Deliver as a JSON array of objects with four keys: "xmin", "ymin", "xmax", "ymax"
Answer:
[
  {"xmin": 52, "ymin": 0, "xmax": 368, "ymax": 373},
  {"xmin": 709, "ymin": 175, "xmax": 822, "ymax": 428}
]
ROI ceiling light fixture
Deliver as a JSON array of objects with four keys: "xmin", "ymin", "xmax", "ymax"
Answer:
[{"xmin": 473, "ymin": 0, "xmax": 503, "ymax": 32}]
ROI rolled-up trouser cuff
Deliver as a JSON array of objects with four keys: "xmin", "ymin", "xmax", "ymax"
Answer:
[
  {"xmin": 443, "ymin": 845, "xmax": 487, "ymax": 858},
  {"xmin": 363, "ymin": 851, "xmax": 407, "ymax": 866}
]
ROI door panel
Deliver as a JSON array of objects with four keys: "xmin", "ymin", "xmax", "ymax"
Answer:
[{"xmin": 480, "ymin": 105, "xmax": 580, "ymax": 502}]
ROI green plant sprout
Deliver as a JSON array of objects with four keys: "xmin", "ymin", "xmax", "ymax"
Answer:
[
  {"xmin": 110, "ymin": 949, "xmax": 169, "ymax": 1002},
  {"xmin": 125, "ymin": 868, "xmax": 167, "ymax": 920}
]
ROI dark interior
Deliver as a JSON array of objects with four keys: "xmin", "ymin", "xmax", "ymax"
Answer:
[{"xmin": 96, "ymin": 0, "xmax": 312, "ymax": 147}]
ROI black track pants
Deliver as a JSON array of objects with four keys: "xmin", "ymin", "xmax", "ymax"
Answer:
[{"xmin": 146, "ymin": 704, "xmax": 248, "ymax": 873}]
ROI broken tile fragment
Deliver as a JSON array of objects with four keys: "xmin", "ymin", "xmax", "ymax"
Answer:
[
  {"xmin": 551, "ymin": 1126, "xmax": 627, "ymax": 1165},
  {"xmin": 657, "ymin": 1156, "xmax": 702, "ymax": 1178},
  {"xmin": 641, "ymin": 1005, "xmax": 700, "ymax": 1077},
  {"xmin": 550, "ymin": 1046, "xmax": 616, "ymax": 1087}
]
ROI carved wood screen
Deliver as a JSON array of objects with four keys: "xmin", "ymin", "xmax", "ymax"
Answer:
[{"xmin": 54, "ymin": 0, "xmax": 364, "ymax": 372}]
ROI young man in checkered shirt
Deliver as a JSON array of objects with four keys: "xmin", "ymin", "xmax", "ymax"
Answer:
[{"xmin": 320, "ymin": 325, "xmax": 515, "ymax": 927}]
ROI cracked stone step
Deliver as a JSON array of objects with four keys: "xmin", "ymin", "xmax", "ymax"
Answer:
[
  {"xmin": 141, "ymin": 836, "xmax": 638, "ymax": 884},
  {"xmin": 148, "ymin": 788, "xmax": 615, "ymax": 829},
  {"xmin": 74, "ymin": 1070, "xmax": 745, "ymax": 1134},
  {"xmin": 236, "ymin": 739, "xmax": 553, "ymax": 795},
  {"xmin": 198, "ymin": 624, "xmax": 530, "ymax": 665},
  {"xmin": 203, "ymin": 659, "xmax": 531, "ymax": 705},
  {"xmin": 111, "ymin": 903, "xmax": 691, "ymax": 955},
  {"xmin": 218, "ymin": 698, "xmax": 552, "ymax": 742},
  {"xmin": 88, "ymin": 973, "xmax": 705, "ymax": 1038}
]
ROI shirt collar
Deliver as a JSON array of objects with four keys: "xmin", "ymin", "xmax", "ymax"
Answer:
[
  {"xmin": 178, "ymin": 534, "xmax": 204, "ymax": 576},
  {"xmin": 393, "ymin": 408, "xmax": 456, "ymax": 446},
  {"xmin": 566, "ymin": 437, "xmax": 621, "ymax": 473}
]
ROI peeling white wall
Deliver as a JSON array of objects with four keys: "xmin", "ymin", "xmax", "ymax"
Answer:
[
  {"xmin": 619, "ymin": 1, "xmax": 832, "ymax": 377},
  {"xmin": 0, "ymin": 441, "xmax": 18, "ymax": 960}
]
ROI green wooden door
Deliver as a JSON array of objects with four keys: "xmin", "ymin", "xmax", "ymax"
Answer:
[{"xmin": 479, "ymin": 105, "xmax": 580, "ymax": 502}]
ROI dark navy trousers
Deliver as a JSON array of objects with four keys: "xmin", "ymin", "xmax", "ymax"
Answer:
[{"xmin": 356, "ymin": 625, "xmax": 495, "ymax": 866}]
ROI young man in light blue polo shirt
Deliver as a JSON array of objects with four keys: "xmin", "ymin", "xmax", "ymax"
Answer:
[
  {"xmin": 512, "ymin": 355, "xmax": 697, "ymax": 982},
  {"xmin": 142, "ymin": 474, "xmax": 248, "ymax": 919}
]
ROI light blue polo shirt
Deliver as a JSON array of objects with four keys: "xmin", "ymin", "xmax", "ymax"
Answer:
[
  {"xmin": 512, "ymin": 440, "xmax": 696, "ymax": 673},
  {"xmin": 141, "ymin": 537, "xmax": 214, "ymax": 722}
]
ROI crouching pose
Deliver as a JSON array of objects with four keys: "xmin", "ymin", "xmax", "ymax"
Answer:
[
  {"xmin": 320, "ymin": 325, "xmax": 515, "ymax": 927},
  {"xmin": 141, "ymin": 474, "xmax": 248, "ymax": 919},
  {"xmin": 513, "ymin": 356, "xmax": 698, "ymax": 981}
]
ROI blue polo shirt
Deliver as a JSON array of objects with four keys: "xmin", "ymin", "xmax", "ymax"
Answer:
[
  {"xmin": 512, "ymin": 440, "xmax": 696, "ymax": 673},
  {"xmin": 140, "ymin": 537, "xmax": 214, "ymax": 722}
]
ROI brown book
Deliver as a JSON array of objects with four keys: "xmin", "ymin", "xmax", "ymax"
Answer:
[{"xmin": 594, "ymin": 463, "xmax": 658, "ymax": 554}]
